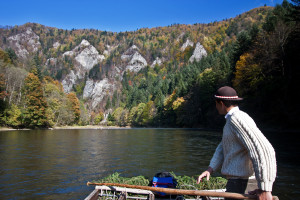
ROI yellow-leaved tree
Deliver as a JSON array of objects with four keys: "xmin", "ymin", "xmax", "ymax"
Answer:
[
  {"xmin": 233, "ymin": 53, "xmax": 263, "ymax": 96},
  {"xmin": 23, "ymin": 72, "xmax": 49, "ymax": 128},
  {"xmin": 67, "ymin": 92, "xmax": 81, "ymax": 125}
]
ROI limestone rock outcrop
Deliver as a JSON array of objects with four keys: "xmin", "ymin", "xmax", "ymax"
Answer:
[
  {"xmin": 121, "ymin": 45, "xmax": 148, "ymax": 72},
  {"xmin": 7, "ymin": 27, "xmax": 41, "ymax": 59},
  {"xmin": 151, "ymin": 57, "xmax": 163, "ymax": 67},
  {"xmin": 181, "ymin": 39, "xmax": 194, "ymax": 51},
  {"xmin": 189, "ymin": 42, "xmax": 207, "ymax": 63},
  {"xmin": 61, "ymin": 39, "xmax": 105, "ymax": 93},
  {"xmin": 83, "ymin": 78, "xmax": 115, "ymax": 109},
  {"xmin": 125, "ymin": 52, "xmax": 147, "ymax": 72}
]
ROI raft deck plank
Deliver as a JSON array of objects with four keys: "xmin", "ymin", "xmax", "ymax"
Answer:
[{"xmin": 85, "ymin": 186, "xmax": 225, "ymax": 200}]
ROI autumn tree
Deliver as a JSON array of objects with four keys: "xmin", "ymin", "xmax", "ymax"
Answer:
[
  {"xmin": 128, "ymin": 103, "xmax": 146, "ymax": 126},
  {"xmin": 23, "ymin": 73, "xmax": 49, "ymax": 128},
  {"xmin": 43, "ymin": 76, "xmax": 76, "ymax": 126},
  {"xmin": 0, "ymin": 49, "xmax": 12, "ymax": 64},
  {"xmin": 172, "ymin": 97, "xmax": 185, "ymax": 125},
  {"xmin": 112, "ymin": 107, "xmax": 128, "ymax": 127},
  {"xmin": 0, "ymin": 73, "xmax": 8, "ymax": 123},
  {"xmin": 2, "ymin": 103, "xmax": 22, "ymax": 127},
  {"xmin": 0, "ymin": 73, "xmax": 7, "ymax": 101},
  {"xmin": 161, "ymin": 90, "xmax": 178, "ymax": 126},
  {"xmin": 233, "ymin": 53, "xmax": 263, "ymax": 96},
  {"xmin": 94, "ymin": 111, "xmax": 104, "ymax": 125},
  {"xmin": 67, "ymin": 92, "xmax": 81, "ymax": 125},
  {"xmin": 4, "ymin": 66, "xmax": 28, "ymax": 105},
  {"xmin": 141, "ymin": 101, "xmax": 156, "ymax": 126}
]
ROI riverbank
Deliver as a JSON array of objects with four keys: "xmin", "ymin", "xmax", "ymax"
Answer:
[
  {"xmin": 0, "ymin": 125, "xmax": 211, "ymax": 131},
  {"xmin": 53, "ymin": 125, "xmax": 133, "ymax": 130},
  {"xmin": 1, "ymin": 125, "xmax": 298, "ymax": 133},
  {"xmin": 0, "ymin": 125, "xmax": 132, "ymax": 131},
  {"xmin": 0, "ymin": 127, "xmax": 31, "ymax": 131}
]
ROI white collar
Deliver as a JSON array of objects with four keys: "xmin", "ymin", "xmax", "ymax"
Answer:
[{"xmin": 225, "ymin": 106, "xmax": 239, "ymax": 119}]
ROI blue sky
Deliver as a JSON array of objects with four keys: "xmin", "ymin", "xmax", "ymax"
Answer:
[{"xmin": 0, "ymin": 0, "xmax": 284, "ymax": 32}]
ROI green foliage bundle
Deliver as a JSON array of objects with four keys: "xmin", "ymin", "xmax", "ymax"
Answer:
[
  {"xmin": 96, "ymin": 172, "xmax": 150, "ymax": 186},
  {"xmin": 171, "ymin": 173, "xmax": 227, "ymax": 190},
  {"xmin": 94, "ymin": 172, "xmax": 227, "ymax": 190}
]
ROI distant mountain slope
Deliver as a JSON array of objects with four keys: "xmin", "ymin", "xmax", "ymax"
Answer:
[{"xmin": 2, "ymin": 6, "xmax": 286, "ymax": 128}]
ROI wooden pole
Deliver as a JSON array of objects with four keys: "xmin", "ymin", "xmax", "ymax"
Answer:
[{"xmin": 87, "ymin": 182, "xmax": 276, "ymax": 199}]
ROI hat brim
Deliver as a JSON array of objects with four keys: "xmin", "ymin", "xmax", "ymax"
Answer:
[{"xmin": 214, "ymin": 96, "xmax": 243, "ymax": 101}]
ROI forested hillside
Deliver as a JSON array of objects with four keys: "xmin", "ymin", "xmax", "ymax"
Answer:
[{"xmin": 0, "ymin": 1, "xmax": 299, "ymax": 129}]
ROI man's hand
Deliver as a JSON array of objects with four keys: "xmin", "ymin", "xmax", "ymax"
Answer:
[
  {"xmin": 249, "ymin": 189, "xmax": 273, "ymax": 200},
  {"xmin": 197, "ymin": 167, "xmax": 213, "ymax": 184}
]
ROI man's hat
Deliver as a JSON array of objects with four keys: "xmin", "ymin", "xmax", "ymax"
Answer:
[{"xmin": 214, "ymin": 86, "xmax": 243, "ymax": 101}]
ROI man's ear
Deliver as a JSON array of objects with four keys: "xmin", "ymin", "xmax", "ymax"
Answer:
[
  {"xmin": 219, "ymin": 100, "xmax": 225, "ymax": 107},
  {"xmin": 219, "ymin": 101, "xmax": 228, "ymax": 114}
]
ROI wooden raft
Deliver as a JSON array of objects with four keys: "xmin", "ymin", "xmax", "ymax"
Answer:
[
  {"xmin": 85, "ymin": 185, "xmax": 226, "ymax": 200},
  {"xmin": 86, "ymin": 182, "xmax": 279, "ymax": 200}
]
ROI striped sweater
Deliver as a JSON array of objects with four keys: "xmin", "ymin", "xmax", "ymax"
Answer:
[{"xmin": 209, "ymin": 107, "xmax": 277, "ymax": 191}]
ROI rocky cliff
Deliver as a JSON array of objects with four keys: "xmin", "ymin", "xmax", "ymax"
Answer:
[
  {"xmin": 189, "ymin": 42, "xmax": 207, "ymax": 63},
  {"xmin": 1, "ymin": 24, "xmax": 210, "ymax": 113},
  {"xmin": 7, "ymin": 27, "xmax": 41, "ymax": 59},
  {"xmin": 61, "ymin": 39, "xmax": 105, "ymax": 93}
]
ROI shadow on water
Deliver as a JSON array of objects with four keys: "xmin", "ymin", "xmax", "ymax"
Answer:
[
  {"xmin": 0, "ymin": 129, "xmax": 299, "ymax": 200},
  {"xmin": 264, "ymin": 131, "xmax": 300, "ymax": 200}
]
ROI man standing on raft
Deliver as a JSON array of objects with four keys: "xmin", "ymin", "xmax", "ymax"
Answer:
[{"xmin": 197, "ymin": 86, "xmax": 277, "ymax": 200}]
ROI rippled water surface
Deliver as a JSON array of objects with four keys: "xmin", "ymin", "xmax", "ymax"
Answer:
[{"xmin": 0, "ymin": 128, "xmax": 299, "ymax": 200}]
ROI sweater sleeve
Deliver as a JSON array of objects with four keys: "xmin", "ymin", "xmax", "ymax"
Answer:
[
  {"xmin": 230, "ymin": 112, "xmax": 277, "ymax": 191},
  {"xmin": 209, "ymin": 142, "xmax": 224, "ymax": 172}
]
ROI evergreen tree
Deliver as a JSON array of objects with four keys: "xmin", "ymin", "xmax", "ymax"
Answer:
[
  {"xmin": 112, "ymin": 91, "xmax": 118, "ymax": 108},
  {"xmin": 105, "ymin": 97, "xmax": 112, "ymax": 110},
  {"xmin": 5, "ymin": 48, "xmax": 17, "ymax": 63}
]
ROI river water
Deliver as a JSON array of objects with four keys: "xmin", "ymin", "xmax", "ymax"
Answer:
[{"xmin": 0, "ymin": 128, "xmax": 299, "ymax": 200}]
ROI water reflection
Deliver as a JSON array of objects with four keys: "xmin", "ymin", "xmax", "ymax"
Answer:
[{"xmin": 0, "ymin": 129, "xmax": 298, "ymax": 200}]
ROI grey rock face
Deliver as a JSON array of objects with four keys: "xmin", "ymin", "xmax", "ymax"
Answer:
[
  {"xmin": 83, "ymin": 78, "xmax": 115, "ymax": 109},
  {"xmin": 181, "ymin": 39, "xmax": 194, "ymax": 51},
  {"xmin": 62, "ymin": 39, "xmax": 105, "ymax": 93},
  {"xmin": 151, "ymin": 57, "xmax": 163, "ymax": 67},
  {"xmin": 189, "ymin": 42, "xmax": 207, "ymax": 63},
  {"xmin": 7, "ymin": 27, "xmax": 41, "ymax": 59},
  {"xmin": 125, "ymin": 52, "xmax": 147, "ymax": 72}
]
